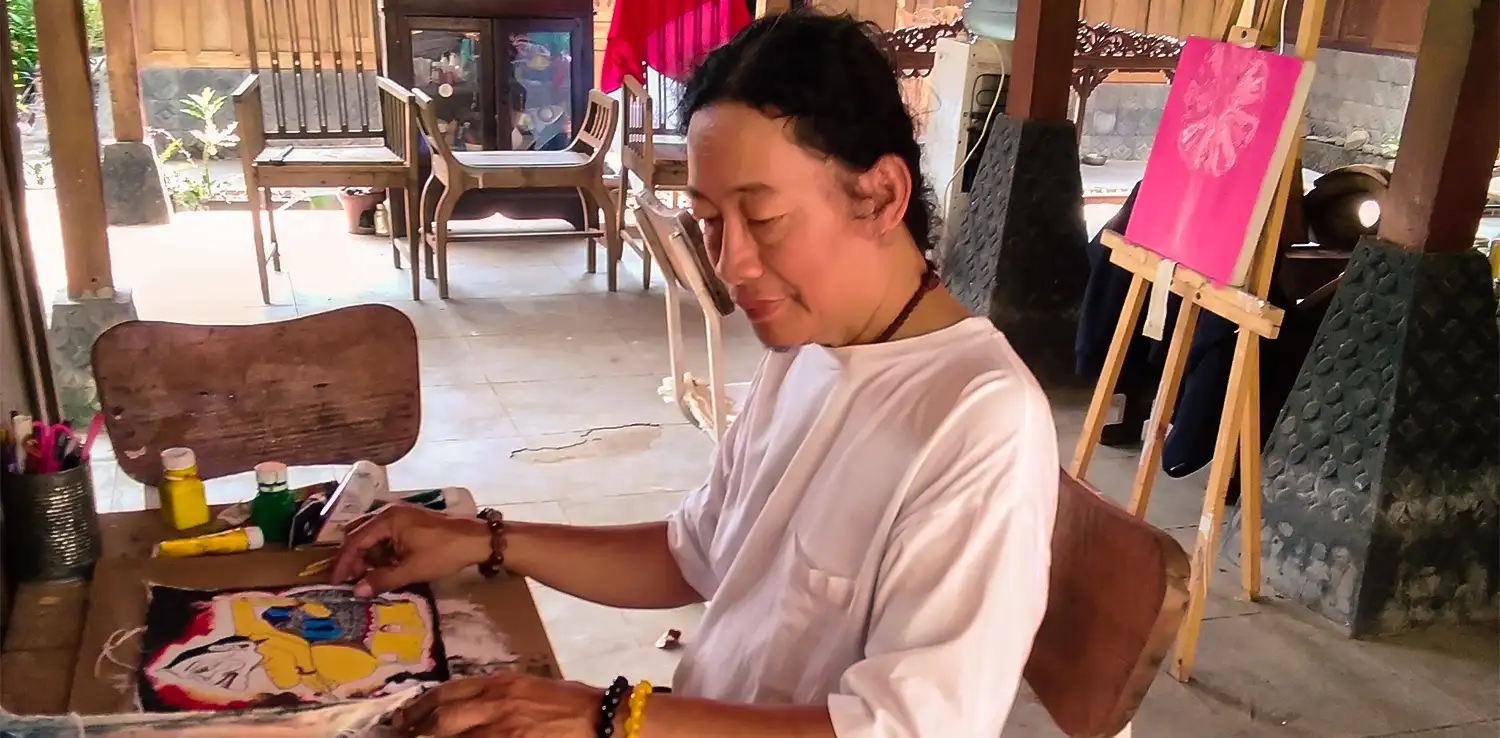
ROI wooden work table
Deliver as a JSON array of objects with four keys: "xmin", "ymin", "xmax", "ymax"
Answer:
[{"xmin": 0, "ymin": 508, "xmax": 559, "ymax": 715}]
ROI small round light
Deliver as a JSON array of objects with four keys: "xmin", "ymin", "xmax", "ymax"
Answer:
[{"xmin": 1357, "ymin": 199, "xmax": 1381, "ymax": 228}]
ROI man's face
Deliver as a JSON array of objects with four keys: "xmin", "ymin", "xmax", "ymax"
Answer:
[
  {"xmin": 686, "ymin": 103, "xmax": 880, "ymax": 350},
  {"xmin": 167, "ymin": 640, "xmax": 263, "ymax": 692}
]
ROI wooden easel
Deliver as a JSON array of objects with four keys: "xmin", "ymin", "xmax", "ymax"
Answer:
[{"xmin": 1068, "ymin": 0, "xmax": 1326, "ymax": 683}]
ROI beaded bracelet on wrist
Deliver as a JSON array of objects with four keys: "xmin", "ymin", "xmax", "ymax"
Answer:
[
  {"xmin": 476, "ymin": 508, "xmax": 506, "ymax": 579},
  {"xmin": 624, "ymin": 680, "xmax": 654, "ymax": 738},
  {"xmin": 596, "ymin": 676, "xmax": 630, "ymax": 737}
]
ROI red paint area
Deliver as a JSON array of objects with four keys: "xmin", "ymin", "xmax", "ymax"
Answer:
[
  {"xmin": 150, "ymin": 683, "xmax": 252, "ymax": 712},
  {"xmin": 143, "ymin": 604, "xmax": 256, "ymax": 712}
]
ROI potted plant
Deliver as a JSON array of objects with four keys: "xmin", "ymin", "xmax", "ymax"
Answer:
[{"xmin": 337, "ymin": 187, "xmax": 387, "ymax": 235}]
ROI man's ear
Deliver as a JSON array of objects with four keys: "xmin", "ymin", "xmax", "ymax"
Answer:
[{"xmin": 852, "ymin": 154, "xmax": 912, "ymax": 237}]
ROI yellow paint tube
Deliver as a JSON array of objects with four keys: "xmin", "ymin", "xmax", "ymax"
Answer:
[{"xmin": 153, "ymin": 526, "xmax": 266, "ymax": 558}]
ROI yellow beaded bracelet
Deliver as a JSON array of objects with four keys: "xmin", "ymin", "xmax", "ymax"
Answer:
[{"xmin": 624, "ymin": 680, "xmax": 653, "ymax": 738}]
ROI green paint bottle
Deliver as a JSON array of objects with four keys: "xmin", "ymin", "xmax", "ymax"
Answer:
[{"xmin": 250, "ymin": 461, "xmax": 297, "ymax": 545}]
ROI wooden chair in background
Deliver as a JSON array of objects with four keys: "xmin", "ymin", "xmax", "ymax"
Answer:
[
  {"xmin": 1024, "ymin": 471, "xmax": 1191, "ymax": 737},
  {"xmin": 413, "ymin": 90, "xmax": 622, "ymax": 299},
  {"xmin": 236, "ymin": 77, "xmax": 421, "ymax": 303},
  {"xmin": 617, "ymin": 75, "xmax": 690, "ymax": 291},
  {"xmin": 632, "ymin": 192, "xmax": 744, "ymax": 440},
  {"xmin": 91, "ymin": 305, "xmax": 421, "ymax": 487},
  {"xmin": 231, "ymin": 0, "xmax": 423, "ymax": 303}
]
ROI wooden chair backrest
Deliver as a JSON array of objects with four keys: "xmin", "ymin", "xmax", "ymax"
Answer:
[
  {"xmin": 412, "ymin": 89, "xmax": 458, "ymax": 170},
  {"xmin": 620, "ymin": 75, "xmax": 656, "ymax": 187},
  {"xmin": 1023, "ymin": 471, "xmax": 1191, "ymax": 737},
  {"xmin": 242, "ymin": 0, "xmax": 383, "ymax": 139},
  {"xmin": 232, "ymin": 75, "xmax": 268, "ymax": 161},
  {"xmin": 377, "ymin": 77, "xmax": 418, "ymax": 168},
  {"xmin": 568, "ymin": 90, "xmax": 620, "ymax": 168},
  {"xmin": 632, "ymin": 193, "xmax": 734, "ymax": 317},
  {"xmin": 92, "ymin": 305, "xmax": 421, "ymax": 487}
]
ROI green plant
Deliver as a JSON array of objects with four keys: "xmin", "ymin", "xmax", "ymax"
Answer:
[
  {"xmin": 180, "ymin": 87, "xmax": 239, "ymax": 159},
  {"xmin": 8, "ymin": 0, "xmax": 37, "ymax": 81},
  {"xmin": 160, "ymin": 165, "xmax": 215, "ymax": 211},
  {"xmin": 149, "ymin": 88, "xmax": 241, "ymax": 211},
  {"xmin": 23, "ymin": 158, "xmax": 48, "ymax": 188},
  {"xmin": 82, "ymin": 0, "xmax": 103, "ymax": 54},
  {"xmin": 151, "ymin": 129, "xmax": 221, "ymax": 211}
]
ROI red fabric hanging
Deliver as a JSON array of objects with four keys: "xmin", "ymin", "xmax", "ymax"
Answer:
[{"xmin": 600, "ymin": 0, "xmax": 753, "ymax": 93}]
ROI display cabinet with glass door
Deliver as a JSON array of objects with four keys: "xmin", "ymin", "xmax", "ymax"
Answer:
[{"xmin": 386, "ymin": 0, "xmax": 595, "ymax": 230}]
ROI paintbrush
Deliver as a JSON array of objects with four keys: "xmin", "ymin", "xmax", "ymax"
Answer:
[
  {"xmin": 298, "ymin": 557, "xmax": 335, "ymax": 578},
  {"xmin": 299, "ymin": 538, "xmax": 397, "ymax": 578}
]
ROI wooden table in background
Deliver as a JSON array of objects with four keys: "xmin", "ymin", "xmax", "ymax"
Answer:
[{"xmin": 0, "ymin": 509, "xmax": 559, "ymax": 715}]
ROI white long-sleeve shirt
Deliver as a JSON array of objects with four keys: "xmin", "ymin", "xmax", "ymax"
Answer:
[{"xmin": 666, "ymin": 317, "xmax": 1059, "ymax": 737}]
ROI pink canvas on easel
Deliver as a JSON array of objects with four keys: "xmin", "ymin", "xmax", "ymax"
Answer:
[{"xmin": 1125, "ymin": 37, "xmax": 1315, "ymax": 287}]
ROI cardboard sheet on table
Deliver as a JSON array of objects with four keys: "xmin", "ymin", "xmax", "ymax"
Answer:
[{"xmin": 70, "ymin": 548, "xmax": 558, "ymax": 714}]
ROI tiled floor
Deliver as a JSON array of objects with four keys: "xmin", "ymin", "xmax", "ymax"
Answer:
[{"xmin": 22, "ymin": 191, "xmax": 1499, "ymax": 737}]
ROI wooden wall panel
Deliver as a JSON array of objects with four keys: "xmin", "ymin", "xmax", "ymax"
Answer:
[
  {"xmin": 814, "ymin": 0, "xmax": 899, "ymax": 28},
  {"xmin": 1287, "ymin": 0, "xmax": 1427, "ymax": 55},
  {"xmin": 1080, "ymin": 0, "xmax": 1242, "ymax": 38},
  {"xmin": 887, "ymin": 0, "xmax": 1240, "ymax": 38},
  {"xmin": 594, "ymin": 0, "xmax": 611, "ymax": 85},
  {"xmin": 139, "ymin": 0, "xmax": 379, "ymax": 69}
]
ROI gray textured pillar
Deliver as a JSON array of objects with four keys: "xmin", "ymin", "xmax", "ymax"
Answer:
[
  {"xmin": 47, "ymin": 289, "xmax": 138, "ymax": 426},
  {"xmin": 1228, "ymin": 237, "xmax": 1499, "ymax": 636},
  {"xmin": 101, "ymin": 141, "xmax": 171, "ymax": 226},
  {"xmin": 941, "ymin": 115, "xmax": 1091, "ymax": 388}
]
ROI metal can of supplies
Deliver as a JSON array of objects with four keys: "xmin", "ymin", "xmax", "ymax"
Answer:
[{"xmin": 1, "ymin": 464, "xmax": 102, "ymax": 582}]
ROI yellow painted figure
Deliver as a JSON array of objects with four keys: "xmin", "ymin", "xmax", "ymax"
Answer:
[{"xmin": 228, "ymin": 592, "xmax": 428, "ymax": 694}]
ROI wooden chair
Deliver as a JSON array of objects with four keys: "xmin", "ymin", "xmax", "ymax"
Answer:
[
  {"xmin": 631, "ymin": 192, "xmax": 744, "ymax": 440},
  {"xmin": 616, "ymin": 74, "xmax": 690, "ymax": 290},
  {"xmin": 230, "ymin": 0, "xmax": 422, "ymax": 304},
  {"xmin": 413, "ymin": 89, "xmax": 622, "ymax": 299},
  {"xmin": 1023, "ymin": 471, "xmax": 1191, "ymax": 737},
  {"xmin": 91, "ymin": 305, "xmax": 420, "ymax": 487},
  {"xmin": 235, "ymin": 76, "xmax": 421, "ymax": 304}
]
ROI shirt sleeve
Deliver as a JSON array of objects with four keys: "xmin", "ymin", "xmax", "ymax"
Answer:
[
  {"xmin": 664, "ymin": 400, "xmax": 750, "ymax": 601},
  {"xmin": 665, "ymin": 477, "xmax": 723, "ymax": 600},
  {"xmin": 666, "ymin": 355, "xmax": 772, "ymax": 600},
  {"xmin": 826, "ymin": 378, "xmax": 1059, "ymax": 738}
]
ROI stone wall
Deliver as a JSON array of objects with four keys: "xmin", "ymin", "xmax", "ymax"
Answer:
[
  {"xmin": 1304, "ymin": 47, "xmax": 1414, "ymax": 146},
  {"xmin": 140, "ymin": 66, "xmax": 383, "ymax": 154},
  {"xmin": 1075, "ymin": 47, "xmax": 1414, "ymax": 164},
  {"xmin": 1077, "ymin": 81, "xmax": 1171, "ymax": 162},
  {"xmin": 140, "ymin": 67, "xmax": 249, "ymax": 142}
]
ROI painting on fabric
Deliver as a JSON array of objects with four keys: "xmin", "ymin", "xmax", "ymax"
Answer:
[{"xmin": 139, "ymin": 583, "xmax": 450, "ymax": 712}]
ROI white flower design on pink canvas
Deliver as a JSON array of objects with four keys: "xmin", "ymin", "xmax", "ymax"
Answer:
[{"xmin": 1176, "ymin": 44, "xmax": 1270, "ymax": 177}]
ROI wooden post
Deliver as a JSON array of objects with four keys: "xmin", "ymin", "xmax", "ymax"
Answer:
[
  {"xmin": 814, "ymin": 0, "xmax": 897, "ymax": 29},
  {"xmin": 36, "ymin": 0, "xmax": 114, "ymax": 298},
  {"xmin": 102, "ymin": 0, "xmax": 145, "ymax": 143},
  {"xmin": 1378, "ymin": 0, "xmax": 1499, "ymax": 254},
  {"xmin": 1009, "ymin": 0, "xmax": 1083, "ymax": 121},
  {"xmin": 756, "ymin": 0, "xmax": 794, "ymax": 16}
]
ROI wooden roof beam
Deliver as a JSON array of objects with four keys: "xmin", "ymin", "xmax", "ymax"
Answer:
[
  {"xmin": 1378, "ymin": 0, "xmax": 1499, "ymax": 254},
  {"xmin": 1009, "ymin": 0, "xmax": 1084, "ymax": 121}
]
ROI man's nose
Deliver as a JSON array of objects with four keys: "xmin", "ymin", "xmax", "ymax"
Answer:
[{"xmin": 716, "ymin": 220, "xmax": 764, "ymax": 286}]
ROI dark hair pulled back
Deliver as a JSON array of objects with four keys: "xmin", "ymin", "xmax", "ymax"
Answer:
[{"xmin": 680, "ymin": 9, "xmax": 939, "ymax": 255}]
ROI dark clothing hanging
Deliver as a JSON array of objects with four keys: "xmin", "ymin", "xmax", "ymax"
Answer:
[{"xmin": 1075, "ymin": 182, "xmax": 1317, "ymax": 479}]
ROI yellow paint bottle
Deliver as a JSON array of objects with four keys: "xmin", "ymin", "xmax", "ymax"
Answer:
[
  {"xmin": 154, "ymin": 526, "xmax": 266, "ymax": 558},
  {"xmin": 160, "ymin": 447, "xmax": 211, "ymax": 530}
]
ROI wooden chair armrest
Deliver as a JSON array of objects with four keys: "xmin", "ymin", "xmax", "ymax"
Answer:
[
  {"xmin": 232, "ymin": 74, "xmax": 267, "ymax": 161},
  {"xmin": 231, "ymin": 74, "xmax": 260, "ymax": 101},
  {"xmin": 376, "ymin": 76, "xmax": 413, "ymax": 103},
  {"xmin": 375, "ymin": 77, "xmax": 417, "ymax": 162}
]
